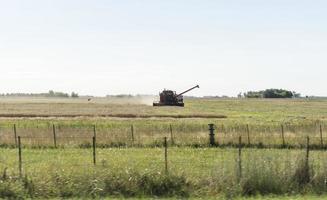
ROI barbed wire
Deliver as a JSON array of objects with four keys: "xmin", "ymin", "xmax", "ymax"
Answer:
[{"xmin": 0, "ymin": 146, "xmax": 325, "ymax": 179}]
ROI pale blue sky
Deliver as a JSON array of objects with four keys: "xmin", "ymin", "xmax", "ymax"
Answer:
[{"xmin": 0, "ymin": 0, "xmax": 326, "ymax": 96}]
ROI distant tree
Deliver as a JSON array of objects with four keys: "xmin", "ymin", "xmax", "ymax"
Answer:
[
  {"xmin": 293, "ymin": 91, "xmax": 301, "ymax": 98},
  {"xmin": 262, "ymin": 89, "xmax": 293, "ymax": 98},
  {"xmin": 116, "ymin": 94, "xmax": 133, "ymax": 98},
  {"xmin": 244, "ymin": 89, "xmax": 297, "ymax": 98},
  {"xmin": 57, "ymin": 92, "xmax": 69, "ymax": 98},
  {"xmin": 0, "ymin": 90, "xmax": 70, "ymax": 98},
  {"xmin": 244, "ymin": 91, "xmax": 263, "ymax": 98},
  {"xmin": 46, "ymin": 90, "xmax": 69, "ymax": 98},
  {"xmin": 48, "ymin": 90, "xmax": 55, "ymax": 97},
  {"xmin": 71, "ymin": 92, "xmax": 79, "ymax": 98}
]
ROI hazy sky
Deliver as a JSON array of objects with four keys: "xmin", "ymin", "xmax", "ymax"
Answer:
[{"xmin": 1, "ymin": 0, "xmax": 326, "ymax": 97}]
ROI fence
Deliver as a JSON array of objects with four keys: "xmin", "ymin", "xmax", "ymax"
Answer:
[
  {"xmin": 0, "ymin": 123, "xmax": 325, "ymax": 148},
  {"xmin": 2, "ymin": 135, "xmax": 324, "ymax": 181}
]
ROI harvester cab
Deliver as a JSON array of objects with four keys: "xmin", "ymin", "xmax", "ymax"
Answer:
[{"xmin": 153, "ymin": 85, "xmax": 199, "ymax": 107}]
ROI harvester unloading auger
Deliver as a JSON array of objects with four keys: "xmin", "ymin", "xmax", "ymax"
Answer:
[{"xmin": 153, "ymin": 85, "xmax": 200, "ymax": 107}]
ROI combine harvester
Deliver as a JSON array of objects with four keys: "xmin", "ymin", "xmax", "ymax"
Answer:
[{"xmin": 153, "ymin": 85, "xmax": 199, "ymax": 107}]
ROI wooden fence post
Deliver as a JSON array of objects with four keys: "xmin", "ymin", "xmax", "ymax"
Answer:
[
  {"xmin": 131, "ymin": 125, "xmax": 134, "ymax": 145},
  {"xmin": 320, "ymin": 124, "xmax": 323, "ymax": 147},
  {"xmin": 93, "ymin": 125, "xmax": 97, "ymax": 138},
  {"xmin": 164, "ymin": 137, "xmax": 168, "ymax": 173},
  {"xmin": 246, "ymin": 124, "xmax": 250, "ymax": 145},
  {"xmin": 281, "ymin": 124, "xmax": 285, "ymax": 147},
  {"xmin": 306, "ymin": 136, "xmax": 310, "ymax": 162},
  {"xmin": 305, "ymin": 136, "xmax": 310, "ymax": 179},
  {"xmin": 92, "ymin": 136, "xmax": 96, "ymax": 165},
  {"xmin": 169, "ymin": 124, "xmax": 174, "ymax": 145},
  {"xmin": 93, "ymin": 125, "xmax": 97, "ymax": 146},
  {"xmin": 14, "ymin": 124, "xmax": 17, "ymax": 147},
  {"xmin": 18, "ymin": 136, "xmax": 22, "ymax": 177},
  {"xmin": 238, "ymin": 136, "xmax": 242, "ymax": 182},
  {"xmin": 52, "ymin": 124, "xmax": 57, "ymax": 148},
  {"xmin": 208, "ymin": 124, "xmax": 215, "ymax": 146}
]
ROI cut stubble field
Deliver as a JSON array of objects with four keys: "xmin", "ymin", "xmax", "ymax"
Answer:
[{"xmin": 0, "ymin": 97, "xmax": 326, "ymax": 122}]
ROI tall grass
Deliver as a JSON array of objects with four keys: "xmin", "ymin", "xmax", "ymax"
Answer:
[
  {"xmin": 0, "ymin": 120, "xmax": 325, "ymax": 148},
  {"xmin": 0, "ymin": 147, "xmax": 326, "ymax": 198}
]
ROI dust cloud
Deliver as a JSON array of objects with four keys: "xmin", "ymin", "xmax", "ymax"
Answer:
[{"xmin": 136, "ymin": 96, "xmax": 157, "ymax": 106}]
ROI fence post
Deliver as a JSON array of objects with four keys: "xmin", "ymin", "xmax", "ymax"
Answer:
[
  {"xmin": 18, "ymin": 136, "xmax": 22, "ymax": 177},
  {"xmin": 14, "ymin": 124, "xmax": 17, "ymax": 147},
  {"xmin": 169, "ymin": 124, "xmax": 174, "ymax": 145},
  {"xmin": 237, "ymin": 136, "xmax": 242, "ymax": 182},
  {"xmin": 306, "ymin": 136, "xmax": 310, "ymax": 162},
  {"xmin": 305, "ymin": 136, "xmax": 310, "ymax": 178},
  {"xmin": 246, "ymin": 124, "xmax": 250, "ymax": 145},
  {"xmin": 164, "ymin": 137, "xmax": 168, "ymax": 173},
  {"xmin": 281, "ymin": 124, "xmax": 285, "ymax": 147},
  {"xmin": 208, "ymin": 124, "xmax": 215, "ymax": 146},
  {"xmin": 93, "ymin": 125, "xmax": 97, "ymax": 146},
  {"xmin": 320, "ymin": 124, "xmax": 323, "ymax": 147},
  {"xmin": 131, "ymin": 125, "xmax": 134, "ymax": 145},
  {"xmin": 93, "ymin": 125, "xmax": 97, "ymax": 138},
  {"xmin": 52, "ymin": 124, "xmax": 57, "ymax": 148},
  {"xmin": 92, "ymin": 136, "xmax": 96, "ymax": 165}
]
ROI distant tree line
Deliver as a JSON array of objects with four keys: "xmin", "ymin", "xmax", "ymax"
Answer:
[
  {"xmin": 242, "ymin": 89, "xmax": 301, "ymax": 98},
  {"xmin": 106, "ymin": 94, "xmax": 133, "ymax": 98},
  {"xmin": 0, "ymin": 90, "xmax": 79, "ymax": 98},
  {"xmin": 105, "ymin": 94, "xmax": 155, "ymax": 98}
]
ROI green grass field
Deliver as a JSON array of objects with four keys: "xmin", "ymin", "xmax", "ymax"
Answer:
[
  {"xmin": 0, "ymin": 97, "xmax": 326, "ymax": 199},
  {"xmin": 0, "ymin": 147, "xmax": 326, "ymax": 198}
]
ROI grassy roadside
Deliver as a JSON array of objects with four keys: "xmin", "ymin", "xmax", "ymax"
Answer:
[
  {"xmin": 96, "ymin": 196, "xmax": 327, "ymax": 199},
  {"xmin": 0, "ymin": 147, "xmax": 326, "ymax": 198}
]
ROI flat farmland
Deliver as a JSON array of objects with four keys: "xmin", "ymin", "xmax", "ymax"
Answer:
[
  {"xmin": 0, "ymin": 97, "xmax": 326, "ymax": 199},
  {"xmin": 0, "ymin": 97, "xmax": 326, "ymax": 123},
  {"xmin": 0, "ymin": 97, "xmax": 326, "ymax": 148}
]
